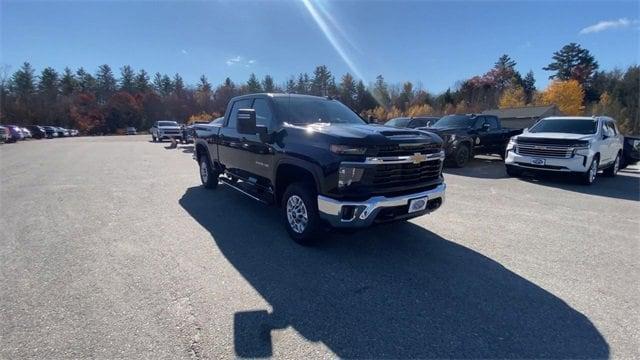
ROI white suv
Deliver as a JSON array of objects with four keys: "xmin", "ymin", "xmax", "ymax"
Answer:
[{"xmin": 505, "ymin": 116, "xmax": 623, "ymax": 185}]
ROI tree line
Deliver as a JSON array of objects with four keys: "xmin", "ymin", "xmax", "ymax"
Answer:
[{"xmin": 0, "ymin": 42, "xmax": 637, "ymax": 134}]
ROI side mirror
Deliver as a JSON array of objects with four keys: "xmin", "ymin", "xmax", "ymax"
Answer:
[
  {"xmin": 237, "ymin": 109, "xmax": 257, "ymax": 135},
  {"xmin": 482, "ymin": 123, "xmax": 491, "ymax": 131}
]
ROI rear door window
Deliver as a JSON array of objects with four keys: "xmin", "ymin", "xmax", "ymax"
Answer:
[{"xmin": 485, "ymin": 116, "xmax": 499, "ymax": 129}]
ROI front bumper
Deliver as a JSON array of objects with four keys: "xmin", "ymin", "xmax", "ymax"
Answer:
[
  {"xmin": 317, "ymin": 183, "xmax": 446, "ymax": 228},
  {"xmin": 505, "ymin": 149, "xmax": 592, "ymax": 172}
]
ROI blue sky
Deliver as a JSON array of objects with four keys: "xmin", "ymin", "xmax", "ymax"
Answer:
[{"xmin": 1, "ymin": 0, "xmax": 638, "ymax": 93}]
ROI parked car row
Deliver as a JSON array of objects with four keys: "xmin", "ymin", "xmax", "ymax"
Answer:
[
  {"xmin": 145, "ymin": 93, "xmax": 636, "ymax": 245},
  {"xmin": 385, "ymin": 113, "xmax": 636, "ymax": 185},
  {"xmin": 0, "ymin": 125, "xmax": 79, "ymax": 143}
]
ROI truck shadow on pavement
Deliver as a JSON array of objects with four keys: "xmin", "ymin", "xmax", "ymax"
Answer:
[{"xmin": 179, "ymin": 186, "xmax": 609, "ymax": 359}]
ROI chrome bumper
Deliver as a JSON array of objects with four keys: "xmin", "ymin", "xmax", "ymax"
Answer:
[{"xmin": 317, "ymin": 183, "xmax": 446, "ymax": 228}]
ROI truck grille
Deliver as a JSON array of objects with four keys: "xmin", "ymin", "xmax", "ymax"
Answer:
[
  {"xmin": 373, "ymin": 143, "xmax": 441, "ymax": 157},
  {"xmin": 372, "ymin": 160, "xmax": 442, "ymax": 188},
  {"xmin": 516, "ymin": 144, "xmax": 573, "ymax": 158}
]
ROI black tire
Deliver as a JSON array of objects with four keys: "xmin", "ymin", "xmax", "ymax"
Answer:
[
  {"xmin": 199, "ymin": 155, "xmax": 218, "ymax": 189},
  {"xmin": 451, "ymin": 144, "xmax": 470, "ymax": 168},
  {"xmin": 281, "ymin": 183, "xmax": 321, "ymax": 245},
  {"xmin": 505, "ymin": 164, "xmax": 521, "ymax": 177},
  {"xmin": 580, "ymin": 156, "xmax": 599, "ymax": 185},
  {"xmin": 603, "ymin": 153, "xmax": 620, "ymax": 177}
]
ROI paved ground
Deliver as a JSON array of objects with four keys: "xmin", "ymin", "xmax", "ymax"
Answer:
[{"xmin": 1, "ymin": 135, "xmax": 638, "ymax": 359}]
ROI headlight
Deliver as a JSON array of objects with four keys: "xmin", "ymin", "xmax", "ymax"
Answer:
[
  {"xmin": 507, "ymin": 137, "xmax": 517, "ymax": 149},
  {"xmin": 338, "ymin": 166, "xmax": 364, "ymax": 188},
  {"xmin": 449, "ymin": 134, "xmax": 456, "ymax": 142},
  {"xmin": 330, "ymin": 144, "xmax": 367, "ymax": 155}
]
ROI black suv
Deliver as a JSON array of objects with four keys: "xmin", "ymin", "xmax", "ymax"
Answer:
[{"xmin": 194, "ymin": 94, "xmax": 446, "ymax": 244}]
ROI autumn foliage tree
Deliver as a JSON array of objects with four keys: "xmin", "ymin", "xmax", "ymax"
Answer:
[
  {"xmin": 538, "ymin": 80, "xmax": 584, "ymax": 115},
  {"xmin": 499, "ymin": 85, "xmax": 526, "ymax": 108}
]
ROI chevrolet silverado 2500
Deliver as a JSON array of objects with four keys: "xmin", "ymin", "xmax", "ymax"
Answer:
[
  {"xmin": 505, "ymin": 116, "xmax": 624, "ymax": 185},
  {"xmin": 193, "ymin": 93, "xmax": 446, "ymax": 244}
]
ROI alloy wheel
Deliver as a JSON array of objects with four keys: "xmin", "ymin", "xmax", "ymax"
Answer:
[{"xmin": 286, "ymin": 195, "xmax": 308, "ymax": 234}]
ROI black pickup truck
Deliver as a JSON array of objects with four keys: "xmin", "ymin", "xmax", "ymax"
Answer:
[
  {"xmin": 193, "ymin": 93, "xmax": 446, "ymax": 244},
  {"xmin": 419, "ymin": 114, "xmax": 523, "ymax": 167}
]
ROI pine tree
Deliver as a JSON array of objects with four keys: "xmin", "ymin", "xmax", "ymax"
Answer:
[
  {"xmin": 134, "ymin": 70, "xmax": 150, "ymax": 93},
  {"xmin": 285, "ymin": 77, "xmax": 296, "ymax": 93},
  {"xmin": 95, "ymin": 64, "xmax": 117, "ymax": 103},
  {"xmin": 246, "ymin": 73, "xmax": 262, "ymax": 93},
  {"xmin": 339, "ymin": 73, "xmax": 356, "ymax": 108},
  {"xmin": 119, "ymin": 65, "xmax": 136, "ymax": 92},
  {"xmin": 59, "ymin": 67, "xmax": 76, "ymax": 96},
  {"xmin": 38, "ymin": 67, "xmax": 60, "ymax": 100},
  {"xmin": 262, "ymin": 75, "xmax": 275, "ymax": 93},
  {"xmin": 495, "ymin": 54, "xmax": 517, "ymax": 72},
  {"xmin": 173, "ymin": 73, "xmax": 185, "ymax": 95},
  {"xmin": 522, "ymin": 71, "xmax": 536, "ymax": 104},
  {"xmin": 10, "ymin": 62, "xmax": 36, "ymax": 101},
  {"xmin": 544, "ymin": 43, "xmax": 599, "ymax": 85},
  {"xmin": 76, "ymin": 67, "xmax": 96, "ymax": 93},
  {"xmin": 372, "ymin": 75, "xmax": 391, "ymax": 108},
  {"xmin": 310, "ymin": 65, "xmax": 332, "ymax": 96},
  {"xmin": 354, "ymin": 80, "xmax": 376, "ymax": 113},
  {"xmin": 197, "ymin": 75, "xmax": 212, "ymax": 93},
  {"xmin": 295, "ymin": 73, "xmax": 310, "ymax": 94},
  {"xmin": 153, "ymin": 72, "xmax": 163, "ymax": 93}
]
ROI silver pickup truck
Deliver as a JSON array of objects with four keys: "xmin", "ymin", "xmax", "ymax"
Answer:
[{"xmin": 150, "ymin": 120, "xmax": 183, "ymax": 142}]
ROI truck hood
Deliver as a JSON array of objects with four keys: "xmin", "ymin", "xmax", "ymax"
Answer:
[
  {"xmin": 285, "ymin": 123, "xmax": 441, "ymax": 145},
  {"xmin": 157, "ymin": 126, "xmax": 181, "ymax": 130},
  {"xmin": 516, "ymin": 132, "xmax": 595, "ymax": 141}
]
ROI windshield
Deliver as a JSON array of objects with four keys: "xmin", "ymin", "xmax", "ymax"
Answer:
[
  {"xmin": 385, "ymin": 118, "xmax": 411, "ymax": 127},
  {"xmin": 529, "ymin": 119, "xmax": 597, "ymax": 134},
  {"xmin": 432, "ymin": 115, "xmax": 475, "ymax": 128},
  {"xmin": 274, "ymin": 97, "xmax": 365, "ymax": 125},
  {"xmin": 158, "ymin": 121, "xmax": 178, "ymax": 127}
]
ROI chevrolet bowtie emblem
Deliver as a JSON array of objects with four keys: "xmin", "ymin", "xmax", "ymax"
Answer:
[{"xmin": 410, "ymin": 153, "xmax": 426, "ymax": 164}]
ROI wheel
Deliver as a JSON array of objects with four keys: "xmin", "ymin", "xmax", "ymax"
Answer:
[
  {"xmin": 199, "ymin": 155, "xmax": 218, "ymax": 189},
  {"xmin": 451, "ymin": 144, "xmax": 470, "ymax": 168},
  {"xmin": 603, "ymin": 153, "xmax": 620, "ymax": 177},
  {"xmin": 580, "ymin": 157, "xmax": 599, "ymax": 185},
  {"xmin": 281, "ymin": 183, "xmax": 321, "ymax": 245},
  {"xmin": 505, "ymin": 165, "xmax": 521, "ymax": 177}
]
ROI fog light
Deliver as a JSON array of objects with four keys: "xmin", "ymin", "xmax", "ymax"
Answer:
[{"xmin": 338, "ymin": 166, "xmax": 364, "ymax": 188}]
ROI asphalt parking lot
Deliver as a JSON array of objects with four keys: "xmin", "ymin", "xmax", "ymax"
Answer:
[{"xmin": 1, "ymin": 135, "xmax": 638, "ymax": 359}]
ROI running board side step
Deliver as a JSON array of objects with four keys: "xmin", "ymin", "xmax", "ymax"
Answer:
[{"xmin": 219, "ymin": 176, "xmax": 272, "ymax": 205}]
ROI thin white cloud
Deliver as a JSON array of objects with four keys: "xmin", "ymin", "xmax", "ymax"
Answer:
[
  {"xmin": 226, "ymin": 56, "xmax": 256, "ymax": 67},
  {"xmin": 181, "ymin": 49, "xmax": 188, "ymax": 55},
  {"xmin": 226, "ymin": 56, "xmax": 242, "ymax": 66},
  {"xmin": 579, "ymin": 18, "xmax": 638, "ymax": 34}
]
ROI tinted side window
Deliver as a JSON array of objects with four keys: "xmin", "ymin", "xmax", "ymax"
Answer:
[
  {"xmin": 411, "ymin": 119, "xmax": 428, "ymax": 128},
  {"xmin": 473, "ymin": 117, "xmax": 484, "ymax": 129},
  {"xmin": 252, "ymin": 98, "xmax": 273, "ymax": 127},
  {"xmin": 227, "ymin": 99, "xmax": 253, "ymax": 128},
  {"xmin": 486, "ymin": 116, "xmax": 499, "ymax": 129},
  {"xmin": 607, "ymin": 122, "xmax": 617, "ymax": 135}
]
